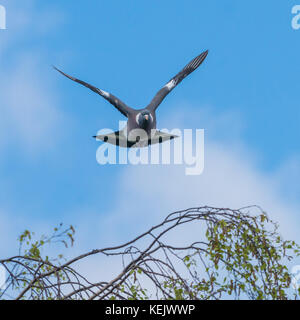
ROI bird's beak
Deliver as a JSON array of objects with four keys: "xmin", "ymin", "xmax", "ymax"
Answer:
[{"xmin": 145, "ymin": 115, "xmax": 149, "ymax": 121}]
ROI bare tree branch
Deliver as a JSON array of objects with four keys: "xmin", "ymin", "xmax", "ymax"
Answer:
[{"xmin": 1, "ymin": 206, "xmax": 299, "ymax": 300}]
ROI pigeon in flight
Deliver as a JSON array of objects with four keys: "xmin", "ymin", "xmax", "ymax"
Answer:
[{"xmin": 54, "ymin": 50, "xmax": 208, "ymax": 148}]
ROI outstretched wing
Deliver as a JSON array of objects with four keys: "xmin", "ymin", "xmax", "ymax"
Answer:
[
  {"xmin": 147, "ymin": 50, "xmax": 208, "ymax": 112},
  {"xmin": 53, "ymin": 66, "xmax": 134, "ymax": 117}
]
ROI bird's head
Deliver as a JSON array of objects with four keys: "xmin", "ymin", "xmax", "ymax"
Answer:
[{"xmin": 136, "ymin": 110, "xmax": 153, "ymax": 128}]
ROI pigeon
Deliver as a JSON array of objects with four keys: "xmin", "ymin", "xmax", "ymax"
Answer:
[{"xmin": 53, "ymin": 50, "xmax": 208, "ymax": 148}]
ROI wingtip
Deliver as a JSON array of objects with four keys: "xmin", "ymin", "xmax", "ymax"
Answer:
[
  {"xmin": 200, "ymin": 50, "xmax": 209, "ymax": 62},
  {"xmin": 52, "ymin": 65, "xmax": 60, "ymax": 72}
]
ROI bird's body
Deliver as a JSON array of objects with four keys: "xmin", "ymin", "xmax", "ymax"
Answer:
[
  {"xmin": 127, "ymin": 109, "xmax": 156, "ymax": 137},
  {"xmin": 54, "ymin": 50, "xmax": 208, "ymax": 148}
]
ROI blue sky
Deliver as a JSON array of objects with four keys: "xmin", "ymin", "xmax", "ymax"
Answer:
[{"xmin": 0, "ymin": 0, "xmax": 299, "ymax": 270}]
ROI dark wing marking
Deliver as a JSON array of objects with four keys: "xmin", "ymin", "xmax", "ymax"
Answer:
[
  {"xmin": 94, "ymin": 129, "xmax": 178, "ymax": 148},
  {"xmin": 147, "ymin": 50, "xmax": 208, "ymax": 111},
  {"xmin": 94, "ymin": 130, "xmax": 139, "ymax": 148},
  {"xmin": 53, "ymin": 66, "xmax": 133, "ymax": 117}
]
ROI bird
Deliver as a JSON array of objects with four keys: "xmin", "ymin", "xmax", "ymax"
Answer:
[{"xmin": 53, "ymin": 50, "xmax": 208, "ymax": 148}]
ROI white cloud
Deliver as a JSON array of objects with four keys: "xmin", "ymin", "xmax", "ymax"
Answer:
[
  {"xmin": 96, "ymin": 105, "xmax": 300, "ymax": 246},
  {"xmin": 0, "ymin": 0, "xmax": 66, "ymax": 253},
  {"xmin": 70, "ymin": 106, "xmax": 300, "ymax": 287},
  {"xmin": 273, "ymin": 155, "xmax": 300, "ymax": 205},
  {"xmin": 0, "ymin": 0, "xmax": 64, "ymax": 57},
  {"xmin": 0, "ymin": 55, "xmax": 64, "ymax": 154},
  {"xmin": 0, "ymin": 1, "xmax": 66, "ymax": 155}
]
